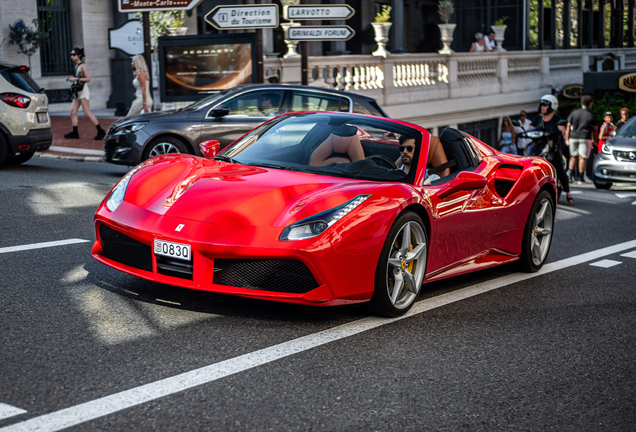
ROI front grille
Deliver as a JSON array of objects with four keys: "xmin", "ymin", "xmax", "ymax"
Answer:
[
  {"xmin": 605, "ymin": 170, "xmax": 636, "ymax": 179},
  {"xmin": 156, "ymin": 255, "xmax": 193, "ymax": 280},
  {"xmin": 213, "ymin": 259, "xmax": 319, "ymax": 294},
  {"xmin": 99, "ymin": 225, "xmax": 152, "ymax": 272},
  {"xmin": 614, "ymin": 151, "xmax": 636, "ymax": 162}
]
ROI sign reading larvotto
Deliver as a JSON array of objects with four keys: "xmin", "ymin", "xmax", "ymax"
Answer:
[
  {"xmin": 118, "ymin": 0, "xmax": 203, "ymax": 13},
  {"xmin": 283, "ymin": 5, "xmax": 355, "ymax": 20},
  {"xmin": 205, "ymin": 5, "xmax": 279, "ymax": 30}
]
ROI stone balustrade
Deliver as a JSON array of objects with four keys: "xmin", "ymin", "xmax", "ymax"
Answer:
[{"xmin": 264, "ymin": 47, "xmax": 635, "ymax": 128}]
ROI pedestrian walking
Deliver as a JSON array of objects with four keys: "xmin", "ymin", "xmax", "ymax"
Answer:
[
  {"xmin": 64, "ymin": 47, "xmax": 106, "ymax": 140},
  {"xmin": 498, "ymin": 116, "xmax": 517, "ymax": 154},
  {"xmin": 616, "ymin": 107, "xmax": 630, "ymax": 131},
  {"xmin": 127, "ymin": 55, "xmax": 153, "ymax": 116},
  {"xmin": 565, "ymin": 95, "xmax": 596, "ymax": 183}
]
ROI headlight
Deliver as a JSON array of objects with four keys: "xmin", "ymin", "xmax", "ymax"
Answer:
[
  {"xmin": 525, "ymin": 130, "xmax": 545, "ymax": 139},
  {"xmin": 601, "ymin": 142, "xmax": 612, "ymax": 155},
  {"xmin": 114, "ymin": 122, "xmax": 147, "ymax": 134},
  {"xmin": 105, "ymin": 161, "xmax": 150, "ymax": 211},
  {"xmin": 280, "ymin": 195, "xmax": 371, "ymax": 241}
]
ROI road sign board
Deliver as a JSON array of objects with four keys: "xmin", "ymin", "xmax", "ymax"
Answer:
[
  {"xmin": 287, "ymin": 25, "xmax": 355, "ymax": 41},
  {"xmin": 118, "ymin": 0, "xmax": 202, "ymax": 13},
  {"xmin": 205, "ymin": 4, "xmax": 279, "ymax": 30},
  {"xmin": 283, "ymin": 5, "xmax": 355, "ymax": 21}
]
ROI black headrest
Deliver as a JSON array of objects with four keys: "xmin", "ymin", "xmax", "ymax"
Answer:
[{"xmin": 439, "ymin": 127, "xmax": 464, "ymax": 142}]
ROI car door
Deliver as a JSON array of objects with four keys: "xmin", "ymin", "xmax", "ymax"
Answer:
[
  {"xmin": 199, "ymin": 89, "xmax": 286, "ymax": 148},
  {"xmin": 424, "ymin": 133, "xmax": 504, "ymax": 275}
]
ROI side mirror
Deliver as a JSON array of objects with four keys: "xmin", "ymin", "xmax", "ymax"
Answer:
[
  {"xmin": 199, "ymin": 140, "xmax": 220, "ymax": 158},
  {"xmin": 437, "ymin": 171, "xmax": 487, "ymax": 199},
  {"xmin": 210, "ymin": 106, "xmax": 229, "ymax": 118}
]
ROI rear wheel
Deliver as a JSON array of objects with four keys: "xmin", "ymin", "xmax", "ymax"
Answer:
[
  {"xmin": 143, "ymin": 136, "xmax": 187, "ymax": 161},
  {"xmin": 519, "ymin": 190, "xmax": 554, "ymax": 272},
  {"xmin": 369, "ymin": 211, "xmax": 428, "ymax": 317},
  {"xmin": 593, "ymin": 178, "xmax": 612, "ymax": 190},
  {"xmin": 5, "ymin": 151, "xmax": 35, "ymax": 165},
  {"xmin": 0, "ymin": 134, "xmax": 8, "ymax": 166}
]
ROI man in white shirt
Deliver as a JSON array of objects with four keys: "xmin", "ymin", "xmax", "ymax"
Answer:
[
  {"xmin": 484, "ymin": 31, "xmax": 496, "ymax": 51},
  {"xmin": 514, "ymin": 110, "xmax": 533, "ymax": 155}
]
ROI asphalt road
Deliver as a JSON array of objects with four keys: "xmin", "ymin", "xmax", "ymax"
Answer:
[{"xmin": 1, "ymin": 157, "xmax": 635, "ymax": 431}]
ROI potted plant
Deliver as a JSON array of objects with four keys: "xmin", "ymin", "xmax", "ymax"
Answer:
[
  {"xmin": 8, "ymin": 19, "xmax": 50, "ymax": 73},
  {"xmin": 371, "ymin": 5, "xmax": 392, "ymax": 58},
  {"xmin": 491, "ymin": 16, "xmax": 508, "ymax": 51},
  {"xmin": 437, "ymin": 1, "xmax": 455, "ymax": 55}
]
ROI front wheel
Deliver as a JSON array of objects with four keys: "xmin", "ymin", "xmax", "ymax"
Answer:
[
  {"xmin": 518, "ymin": 190, "xmax": 554, "ymax": 272},
  {"xmin": 369, "ymin": 212, "xmax": 428, "ymax": 317},
  {"xmin": 594, "ymin": 179, "xmax": 612, "ymax": 190},
  {"xmin": 143, "ymin": 136, "xmax": 187, "ymax": 161}
]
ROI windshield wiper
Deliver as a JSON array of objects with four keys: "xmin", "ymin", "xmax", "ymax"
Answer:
[{"xmin": 213, "ymin": 155, "xmax": 241, "ymax": 164}]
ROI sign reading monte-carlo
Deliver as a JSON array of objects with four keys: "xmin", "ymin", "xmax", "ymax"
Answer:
[{"xmin": 118, "ymin": 0, "xmax": 202, "ymax": 12}]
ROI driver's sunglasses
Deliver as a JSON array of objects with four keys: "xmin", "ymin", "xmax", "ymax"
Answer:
[{"xmin": 399, "ymin": 145, "xmax": 415, "ymax": 153}]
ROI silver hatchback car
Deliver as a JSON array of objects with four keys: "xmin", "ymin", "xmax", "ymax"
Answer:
[{"xmin": 593, "ymin": 116, "xmax": 636, "ymax": 189}]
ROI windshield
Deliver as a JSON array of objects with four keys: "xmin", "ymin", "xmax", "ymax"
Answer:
[
  {"xmin": 1, "ymin": 67, "xmax": 42, "ymax": 93},
  {"xmin": 617, "ymin": 117, "xmax": 636, "ymax": 138},
  {"xmin": 219, "ymin": 113, "xmax": 424, "ymax": 184}
]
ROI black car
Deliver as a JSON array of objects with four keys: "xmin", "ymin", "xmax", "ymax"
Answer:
[{"xmin": 104, "ymin": 84, "xmax": 388, "ymax": 165}]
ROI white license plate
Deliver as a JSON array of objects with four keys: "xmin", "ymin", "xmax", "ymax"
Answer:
[
  {"xmin": 154, "ymin": 239, "xmax": 191, "ymax": 261},
  {"xmin": 37, "ymin": 112, "xmax": 48, "ymax": 123},
  {"xmin": 625, "ymin": 164, "xmax": 636, "ymax": 171}
]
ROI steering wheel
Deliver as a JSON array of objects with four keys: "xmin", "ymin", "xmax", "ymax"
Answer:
[{"xmin": 365, "ymin": 154, "xmax": 398, "ymax": 169}]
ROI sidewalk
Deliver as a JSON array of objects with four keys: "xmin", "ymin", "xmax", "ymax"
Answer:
[{"xmin": 36, "ymin": 110, "xmax": 122, "ymax": 162}]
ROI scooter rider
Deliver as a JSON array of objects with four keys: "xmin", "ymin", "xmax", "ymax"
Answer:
[{"xmin": 530, "ymin": 94, "xmax": 574, "ymax": 204}]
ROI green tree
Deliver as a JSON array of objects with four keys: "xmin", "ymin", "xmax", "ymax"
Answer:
[{"xmin": 8, "ymin": 19, "xmax": 50, "ymax": 73}]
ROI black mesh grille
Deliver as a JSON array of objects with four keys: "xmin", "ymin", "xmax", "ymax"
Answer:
[
  {"xmin": 213, "ymin": 259, "xmax": 319, "ymax": 294},
  {"xmin": 605, "ymin": 170, "xmax": 636, "ymax": 179},
  {"xmin": 99, "ymin": 225, "xmax": 152, "ymax": 272}
]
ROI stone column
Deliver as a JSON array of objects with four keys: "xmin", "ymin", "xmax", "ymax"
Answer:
[{"xmin": 390, "ymin": 0, "xmax": 405, "ymax": 53}]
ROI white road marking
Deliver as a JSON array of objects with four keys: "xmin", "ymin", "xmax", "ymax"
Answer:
[
  {"xmin": 3, "ymin": 238, "xmax": 636, "ymax": 432},
  {"xmin": 589, "ymin": 259, "xmax": 623, "ymax": 268},
  {"xmin": 620, "ymin": 251, "xmax": 636, "ymax": 259},
  {"xmin": 0, "ymin": 239, "xmax": 90, "ymax": 254},
  {"xmin": 0, "ymin": 404, "xmax": 26, "ymax": 421},
  {"xmin": 615, "ymin": 193, "xmax": 636, "ymax": 205},
  {"xmin": 569, "ymin": 190, "xmax": 582, "ymax": 194}
]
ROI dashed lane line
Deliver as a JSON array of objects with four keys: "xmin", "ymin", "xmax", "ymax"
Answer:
[
  {"xmin": 2, "ymin": 239, "xmax": 636, "ymax": 432},
  {"xmin": 0, "ymin": 239, "xmax": 90, "ymax": 255},
  {"xmin": 0, "ymin": 404, "xmax": 26, "ymax": 421}
]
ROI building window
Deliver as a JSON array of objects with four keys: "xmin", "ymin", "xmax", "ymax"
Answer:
[{"xmin": 37, "ymin": 0, "xmax": 73, "ymax": 76}]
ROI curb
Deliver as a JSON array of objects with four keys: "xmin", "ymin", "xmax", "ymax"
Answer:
[{"xmin": 35, "ymin": 152, "xmax": 105, "ymax": 163}]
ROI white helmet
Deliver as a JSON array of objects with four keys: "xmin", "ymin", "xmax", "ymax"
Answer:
[{"xmin": 539, "ymin": 94, "xmax": 559, "ymax": 113}]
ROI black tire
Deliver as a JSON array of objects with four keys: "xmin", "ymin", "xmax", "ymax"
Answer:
[
  {"xmin": 369, "ymin": 211, "xmax": 428, "ymax": 317},
  {"xmin": 143, "ymin": 136, "xmax": 187, "ymax": 161},
  {"xmin": 0, "ymin": 133, "xmax": 8, "ymax": 166},
  {"xmin": 5, "ymin": 151, "xmax": 35, "ymax": 165},
  {"xmin": 593, "ymin": 179, "xmax": 612, "ymax": 190},
  {"xmin": 519, "ymin": 190, "xmax": 554, "ymax": 272}
]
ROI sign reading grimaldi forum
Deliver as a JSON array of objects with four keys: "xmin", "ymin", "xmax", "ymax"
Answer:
[
  {"xmin": 118, "ymin": 0, "xmax": 202, "ymax": 12},
  {"xmin": 288, "ymin": 25, "xmax": 355, "ymax": 41}
]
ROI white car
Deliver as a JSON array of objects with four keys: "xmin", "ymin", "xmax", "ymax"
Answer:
[{"xmin": 0, "ymin": 62, "xmax": 52, "ymax": 166}]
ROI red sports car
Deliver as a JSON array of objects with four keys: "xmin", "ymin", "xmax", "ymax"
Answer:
[{"xmin": 93, "ymin": 112, "xmax": 556, "ymax": 316}]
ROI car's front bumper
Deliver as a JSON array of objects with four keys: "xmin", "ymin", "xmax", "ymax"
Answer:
[
  {"xmin": 594, "ymin": 152, "xmax": 636, "ymax": 183},
  {"xmin": 92, "ymin": 202, "xmax": 380, "ymax": 307},
  {"xmin": 104, "ymin": 130, "xmax": 148, "ymax": 165}
]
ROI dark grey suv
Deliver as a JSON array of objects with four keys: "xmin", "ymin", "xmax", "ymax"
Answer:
[{"xmin": 104, "ymin": 84, "xmax": 387, "ymax": 165}]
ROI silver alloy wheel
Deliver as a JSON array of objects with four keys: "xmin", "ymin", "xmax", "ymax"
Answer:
[
  {"xmin": 148, "ymin": 142, "xmax": 181, "ymax": 157},
  {"xmin": 530, "ymin": 196, "xmax": 553, "ymax": 266},
  {"xmin": 385, "ymin": 221, "xmax": 427, "ymax": 309}
]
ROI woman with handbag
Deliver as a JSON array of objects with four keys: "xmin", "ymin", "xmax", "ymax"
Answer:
[{"xmin": 64, "ymin": 48, "xmax": 105, "ymax": 140}]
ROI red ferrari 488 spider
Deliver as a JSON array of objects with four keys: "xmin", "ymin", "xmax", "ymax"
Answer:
[{"xmin": 93, "ymin": 112, "xmax": 556, "ymax": 316}]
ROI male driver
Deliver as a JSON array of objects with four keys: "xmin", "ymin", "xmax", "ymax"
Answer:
[
  {"xmin": 396, "ymin": 135, "xmax": 450, "ymax": 178},
  {"xmin": 566, "ymin": 95, "xmax": 596, "ymax": 183}
]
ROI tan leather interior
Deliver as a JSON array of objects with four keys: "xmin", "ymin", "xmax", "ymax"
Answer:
[{"xmin": 309, "ymin": 133, "xmax": 365, "ymax": 167}]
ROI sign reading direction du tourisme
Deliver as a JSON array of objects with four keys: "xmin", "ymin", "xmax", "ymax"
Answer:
[
  {"xmin": 283, "ymin": 5, "xmax": 355, "ymax": 21},
  {"xmin": 205, "ymin": 4, "xmax": 279, "ymax": 30}
]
